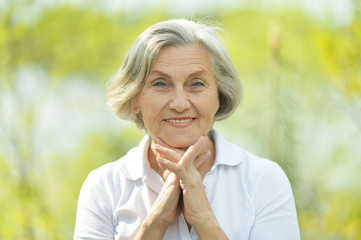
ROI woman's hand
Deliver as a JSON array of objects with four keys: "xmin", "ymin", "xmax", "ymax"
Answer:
[
  {"xmin": 135, "ymin": 138, "xmax": 208, "ymax": 239},
  {"xmin": 157, "ymin": 136, "xmax": 228, "ymax": 239},
  {"xmin": 135, "ymin": 174, "xmax": 181, "ymax": 240},
  {"xmin": 153, "ymin": 137, "xmax": 210, "ymax": 225},
  {"xmin": 156, "ymin": 136, "xmax": 211, "ymax": 224}
]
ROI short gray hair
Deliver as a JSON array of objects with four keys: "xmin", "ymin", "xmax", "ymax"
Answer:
[{"xmin": 106, "ymin": 18, "xmax": 242, "ymax": 129}]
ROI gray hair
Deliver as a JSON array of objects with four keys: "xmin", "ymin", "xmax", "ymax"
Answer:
[{"xmin": 106, "ymin": 18, "xmax": 242, "ymax": 130}]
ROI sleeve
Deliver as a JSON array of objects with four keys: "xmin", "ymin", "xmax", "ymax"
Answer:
[
  {"xmin": 74, "ymin": 171, "xmax": 116, "ymax": 240},
  {"xmin": 249, "ymin": 162, "xmax": 300, "ymax": 240}
]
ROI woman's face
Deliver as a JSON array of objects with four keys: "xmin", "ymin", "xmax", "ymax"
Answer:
[{"xmin": 135, "ymin": 43, "xmax": 220, "ymax": 148}]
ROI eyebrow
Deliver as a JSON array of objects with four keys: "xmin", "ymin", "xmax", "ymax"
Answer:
[
  {"xmin": 149, "ymin": 69, "xmax": 208, "ymax": 79},
  {"xmin": 148, "ymin": 70, "xmax": 171, "ymax": 79},
  {"xmin": 188, "ymin": 70, "xmax": 208, "ymax": 78}
]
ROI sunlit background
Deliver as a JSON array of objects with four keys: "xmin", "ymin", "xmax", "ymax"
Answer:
[{"xmin": 1, "ymin": 0, "xmax": 361, "ymax": 239}]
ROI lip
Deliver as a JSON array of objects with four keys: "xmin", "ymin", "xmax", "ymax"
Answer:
[{"xmin": 163, "ymin": 117, "xmax": 195, "ymax": 128}]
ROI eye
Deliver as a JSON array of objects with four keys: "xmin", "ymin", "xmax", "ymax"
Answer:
[
  {"xmin": 151, "ymin": 79, "xmax": 167, "ymax": 87},
  {"xmin": 192, "ymin": 81, "xmax": 205, "ymax": 87},
  {"xmin": 190, "ymin": 79, "xmax": 206, "ymax": 87}
]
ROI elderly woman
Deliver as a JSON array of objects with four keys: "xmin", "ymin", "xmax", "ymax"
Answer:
[{"xmin": 74, "ymin": 19, "xmax": 300, "ymax": 239}]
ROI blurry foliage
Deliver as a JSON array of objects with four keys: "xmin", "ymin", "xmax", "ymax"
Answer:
[
  {"xmin": 1, "ymin": 3, "xmax": 168, "ymax": 82},
  {"xmin": 300, "ymin": 190, "xmax": 361, "ymax": 240},
  {"xmin": 1, "ymin": 1, "xmax": 361, "ymax": 240},
  {"xmin": 316, "ymin": 18, "xmax": 361, "ymax": 98}
]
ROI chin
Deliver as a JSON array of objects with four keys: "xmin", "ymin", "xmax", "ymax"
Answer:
[{"xmin": 163, "ymin": 135, "xmax": 198, "ymax": 149}]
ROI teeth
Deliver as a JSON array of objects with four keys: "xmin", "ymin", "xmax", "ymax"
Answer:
[{"xmin": 166, "ymin": 118, "xmax": 193, "ymax": 123}]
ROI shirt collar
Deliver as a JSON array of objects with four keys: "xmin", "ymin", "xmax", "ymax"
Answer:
[
  {"xmin": 120, "ymin": 134, "xmax": 151, "ymax": 181},
  {"xmin": 212, "ymin": 129, "xmax": 244, "ymax": 167},
  {"xmin": 120, "ymin": 134, "xmax": 164, "ymax": 193}
]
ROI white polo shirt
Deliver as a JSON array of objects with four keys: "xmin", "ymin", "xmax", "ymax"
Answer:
[{"xmin": 74, "ymin": 129, "xmax": 300, "ymax": 240}]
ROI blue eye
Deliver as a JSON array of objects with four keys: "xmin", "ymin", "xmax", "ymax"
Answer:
[
  {"xmin": 191, "ymin": 80, "xmax": 206, "ymax": 87},
  {"xmin": 151, "ymin": 80, "xmax": 167, "ymax": 87}
]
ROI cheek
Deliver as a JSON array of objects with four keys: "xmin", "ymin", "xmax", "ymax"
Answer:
[
  {"xmin": 197, "ymin": 95, "xmax": 219, "ymax": 120},
  {"xmin": 140, "ymin": 94, "xmax": 166, "ymax": 119}
]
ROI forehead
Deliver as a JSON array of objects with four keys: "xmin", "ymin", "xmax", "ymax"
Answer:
[{"xmin": 150, "ymin": 43, "xmax": 213, "ymax": 73}]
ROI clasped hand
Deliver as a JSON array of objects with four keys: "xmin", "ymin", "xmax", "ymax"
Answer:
[
  {"xmin": 136, "ymin": 136, "xmax": 228, "ymax": 240},
  {"xmin": 152, "ymin": 135, "xmax": 212, "ymax": 229}
]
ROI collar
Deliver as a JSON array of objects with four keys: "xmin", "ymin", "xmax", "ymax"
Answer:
[
  {"xmin": 212, "ymin": 129, "xmax": 244, "ymax": 168},
  {"xmin": 119, "ymin": 134, "xmax": 164, "ymax": 193},
  {"xmin": 119, "ymin": 134, "xmax": 151, "ymax": 181}
]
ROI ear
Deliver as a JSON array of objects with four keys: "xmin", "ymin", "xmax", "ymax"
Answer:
[{"xmin": 134, "ymin": 100, "xmax": 141, "ymax": 114}]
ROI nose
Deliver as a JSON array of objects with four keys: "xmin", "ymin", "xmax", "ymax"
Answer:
[{"xmin": 169, "ymin": 87, "xmax": 191, "ymax": 112}]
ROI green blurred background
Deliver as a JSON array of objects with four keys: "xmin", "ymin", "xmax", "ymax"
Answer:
[{"xmin": 1, "ymin": 0, "xmax": 361, "ymax": 239}]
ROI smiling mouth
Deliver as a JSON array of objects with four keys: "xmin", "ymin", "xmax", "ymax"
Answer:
[{"xmin": 165, "ymin": 118, "xmax": 194, "ymax": 123}]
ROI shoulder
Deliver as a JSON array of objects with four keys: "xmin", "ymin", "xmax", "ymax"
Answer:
[
  {"xmin": 74, "ymin": 139, "xmax": 148, "ymax": 239},
  {"xmin": 83, "ymin": 159, "xmax": 124, "ymax": 192},
  {"xmin": 84, "ymin": 134, "xmax": 149, "ymax": 186},
  {"xmin": 79, "ymin": 153, "xmax": 129, "ymax": 206},
  {"xmin": 75, "ymin": 141, "xmax": 147, "ymax": 227},
  {"xmin": 238, "ymin": 149, "xmax": 296, "ymax": 221},
  {"xmin": 83, "ymin": 144, "xmax": 144, "ymax": 192},
  {"xmin": 242, "ymin": 150, "xmax": 291, "ymax": 196},
  {"xmin": 243, "ymin": 149, "xmax": 287, "ymax": 180},
  {"xmin": 242, "ymin": 151, "xmax": 299, "ymax": 238},
  {"xmin": 212, "ymin": 130, "xmax": 299, "ymax": 238},
  {"xmin": 213, "ymin": 130, "xmax": 285, "ymax": 174},
  {"xmin": 212, "ymin": 129, "xmax": 291, "ymax": 195}
]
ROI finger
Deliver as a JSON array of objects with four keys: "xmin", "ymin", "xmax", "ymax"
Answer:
[
  {"xmin": 158, "ymin": 156, "xmax": 187, "ymax": 180},
  {"xmin": 193, "ymin": 151, "xmax": 211, "ymax": 169},
  {"xmin": 160, "ymin": 151, "xmax": 210, "ymax": 181},
  {"xmin": 179, "ymin": 136, "xmax": 208, "ymax": 167},
  {"xmin": 154, "ymin": 144, "xmax": 182, "ymax": 163}
]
